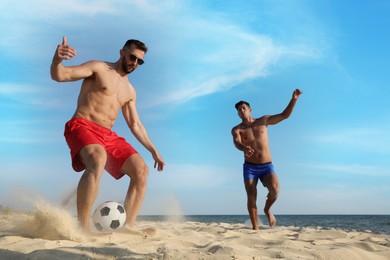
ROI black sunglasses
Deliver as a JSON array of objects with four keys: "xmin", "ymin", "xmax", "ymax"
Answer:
[{"xmin": 128, "ymin": 54, "xmax": 144, "ymax": 65}]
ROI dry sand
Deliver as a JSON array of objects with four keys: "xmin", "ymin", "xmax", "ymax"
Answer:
[{"xmin": 0, "ymin": 203, "xmax": 389, "ymax": 260}]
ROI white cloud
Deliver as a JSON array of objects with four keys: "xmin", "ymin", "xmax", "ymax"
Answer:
[
  {"xmin": 315, "ymin": 127, "xmax": 390, "ymax": 153},
  {"xmin": 299, "ymin": 162, "xmax": 390, "ymax": 177},
  {"xmin": 141, "ymin": 19, "xmax": 319, "ymax": 108},
  {"xmin": 0, "ymin": 0, "xmax": 118, "ymax": 18},
  {"xmin": 0, "ymin": 118, "xmax": 64, "ymax": 144},
  {"xmin": 1, "ymin": 0, "xmax": 322, "ymax": 109},
  {"xmin": 0, "ymin": 127, "xmax": 62, "ymax": 144},
  {"xmin": 0, "ymin": 83, "xmax": 47, "ymax": 95},
  {"xmin": 0, "ymin": 83, "xmax": 70, "ymax": 109}
]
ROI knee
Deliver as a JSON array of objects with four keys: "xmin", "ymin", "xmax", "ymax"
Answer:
[
  {"xmin": 81, "ymin": 147, "xmax": 107, "ymax": 173},
  {"xmin": 132, "ymin": 161, "xmax": 149, "ymax": 183},
  {"xmin": 268, "ymin": 183, "xmax": 280, "ymax": 200}
]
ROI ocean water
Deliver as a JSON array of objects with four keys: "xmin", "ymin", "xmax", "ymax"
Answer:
[{"xmin": 138, "ymin": 215, "xmax": 390, "ymax": 234}]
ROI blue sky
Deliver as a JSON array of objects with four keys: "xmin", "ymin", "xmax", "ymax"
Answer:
[{"xmin": 1, "ymin": 0, "xmax": 389, "ymax": 216}]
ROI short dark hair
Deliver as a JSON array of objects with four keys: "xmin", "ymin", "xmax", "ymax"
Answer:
[
  {"xmin": 235, "ymin": 100, "xmax": 250, "ymax": 110},
  {"xmin": 123, "ymin": 39, "xmax": 148, "ymax": 53}
]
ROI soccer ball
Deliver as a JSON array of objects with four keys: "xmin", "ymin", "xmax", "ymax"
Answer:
[{"xmin": 93, "ymin": 201, "xmax": 127, "ymax": 232}]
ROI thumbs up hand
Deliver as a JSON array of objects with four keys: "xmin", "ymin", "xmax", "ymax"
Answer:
[{"xmin": 54, "ymin": 36, "xmax": 77, "ymax": 61}]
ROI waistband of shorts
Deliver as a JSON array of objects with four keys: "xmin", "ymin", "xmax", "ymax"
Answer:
[
  {"xmin": 67, "ymin": 117, "xmax": 112, "ymax": 132},
  {"xmin": 244, "ymin": 161, "xmax": 272, "ymax": 166}
]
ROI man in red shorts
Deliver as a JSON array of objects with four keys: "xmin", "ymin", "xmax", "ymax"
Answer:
[{"xmin": 51, "ymin": 36, "xmax": 165, "ymax": 233}]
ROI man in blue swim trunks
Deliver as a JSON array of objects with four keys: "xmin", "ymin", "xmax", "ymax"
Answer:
[{"xmin": 231, "ymin": 89, "xmax": 302, "ymax": 230}]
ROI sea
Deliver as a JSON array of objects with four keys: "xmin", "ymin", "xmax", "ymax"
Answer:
[{"xmin": 138, "ymin": 215, "xmax": 390, "ymax": 234}]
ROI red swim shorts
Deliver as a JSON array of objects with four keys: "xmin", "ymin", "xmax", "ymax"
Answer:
[{"xmin": 64, "ymin": 117, "xmax": 138, "ymax": 179}]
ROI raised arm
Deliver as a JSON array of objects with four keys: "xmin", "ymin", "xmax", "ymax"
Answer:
[
  {"xmin": 122, "ymin": 98, "xmax": 165, "ymax": 171},
  {"xmin": 50, "ymin": 36, "xmax": 94, "ymax": 82},
  {"xmin": 266, "ymin": 89, "xmax": 303, "ymax": 125}
]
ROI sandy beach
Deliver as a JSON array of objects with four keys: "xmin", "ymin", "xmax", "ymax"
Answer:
[{"xmin": 1, "ymin": 204, "xmax": 389, "ymax": 260}]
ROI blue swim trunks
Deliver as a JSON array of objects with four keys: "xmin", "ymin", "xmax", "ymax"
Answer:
[{"xmin": 243, "ymin": 161, "xmax": 276, "ymax": 182}]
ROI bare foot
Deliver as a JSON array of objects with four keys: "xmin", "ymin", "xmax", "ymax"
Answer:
[{"xmin": 265, "ymin": 211, "xmax": 277, "ymax": 227}]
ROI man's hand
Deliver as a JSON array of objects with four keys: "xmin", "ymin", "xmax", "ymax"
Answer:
[
  {"xmin": 54, "ymin": 36, "xmax": 77, "ymax": 62},
  {"xmin": 152, "ymin": 152, "xmax": 165, "ymax": 172},
  {"xmin": 244, "ymin": 145, "xmax": 255, "ymax": 158},
  {"xmin": 293, "ymin": 89, "xmax": 303, "ymax": 99}
]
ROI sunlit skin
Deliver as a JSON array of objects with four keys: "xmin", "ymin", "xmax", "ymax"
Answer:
[
  {"xmin": 50, "ymin": 36, "xmax": 165, "ymax": 235},
  {"xmin": 232, "ymin": 89, "xmax": 302, "ymax": 230}
]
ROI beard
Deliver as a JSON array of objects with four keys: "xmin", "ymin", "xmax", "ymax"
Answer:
[{"xmin": 121, "ymin": 58, "xmax": 134, "ymax": 75}]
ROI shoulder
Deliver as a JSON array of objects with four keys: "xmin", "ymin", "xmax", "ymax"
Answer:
[
  {"xmin": 127, "ymin": 80, "xmax": 136, "ymax": 96},
  {"xmin": 80, "ymin": 60, "xmax": 108, "ymax": 70},
  {"xmin": 255, "ymin": 116, "xmax": 268, "ymax": 123},
  {"xmin": 257, "ymin": 115, "xmax": 268, "ymax": 120},
  {"xmin": 251, "ymin": 116, "xmax": 269, "ymax": 127},
  {"xmin": 256, "ymin": 115, "xmax": 271, "ymax": 123},
  {"xmin": 120, "ymin": 81, "xmax": 137, "ymax": 106},
  {"xmin": 231, "ymin": 123, "xmax": 243, "ymax": 133}
]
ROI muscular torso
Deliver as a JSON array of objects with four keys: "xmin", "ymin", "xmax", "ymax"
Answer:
[
  {"xmin": 235, "ymin": 117, "xmax": 272, "ymax": 163},
  {"xmin": 73, "ymin": 61, "xmax": 133, "ymax": 129}
]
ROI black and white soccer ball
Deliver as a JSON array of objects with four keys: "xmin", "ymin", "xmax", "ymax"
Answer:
[{"xmin": 93, "ymin": 201, "xmax": 126, "ymax": 232}]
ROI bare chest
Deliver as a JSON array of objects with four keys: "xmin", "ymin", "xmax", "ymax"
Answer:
[
  {"xmin": 239, "ymin": 124, "xmax": 268, "ymax": 143},
  {"xmin": 83, "ymin": 72, "xmax": 133, "ymax": 106}
]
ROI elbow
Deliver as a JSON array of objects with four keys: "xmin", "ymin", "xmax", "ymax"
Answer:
[
  {"xmin": 51, "ymin": 74, "xmax": 60, "ymax": 82},
  {"xmin": 50, "ymin": 65, "xmax": 59, "ymax": 82},
  {"xmin": 50, "ymin": 68, "xmax": 61, "ymax": 82},
  {"xmin": 51, "ymin": 72, "xmax": 66, "ymax": 82},
  {"xmin": 280, "ymin": 112, "xmax": 291, "ymax": 120},
  {"xmin": 129, "ymin": 122, "xmax": 140, "ymax": 133},
  {"xmin": 50, "ymin": 64, "xmax": 66, "ymax": 82}
]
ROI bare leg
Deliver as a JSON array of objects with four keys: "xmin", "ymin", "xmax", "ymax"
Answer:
[
  {"xmin": 120, "ymin": 154, "xmax": 149, "ymax": 227},
  {"xmin": 77, "ymin": 144, "xmax": 107, "ymax": 232},
  {"xmin": 245, "ymin": 179, "xmax": 259, "ymax": 230},
  {"xmin": 262, "ymin": 173, "xmax": 279, "ymax": 228}
]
